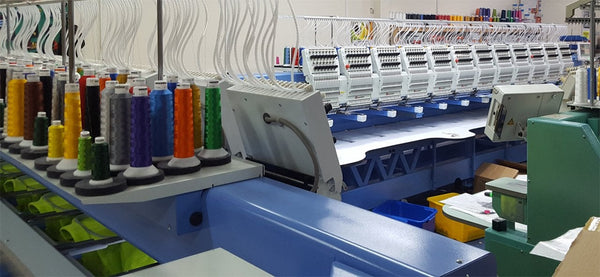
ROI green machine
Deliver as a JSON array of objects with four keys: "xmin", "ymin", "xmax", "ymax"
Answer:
[{"xmin": 483, "ymin": 84, "xmax": 600, "ymax": 276}]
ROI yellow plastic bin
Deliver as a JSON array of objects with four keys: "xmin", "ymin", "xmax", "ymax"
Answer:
[{"xmin": 427, "ymin": 193, "xmax": 485, "ymax": 242}]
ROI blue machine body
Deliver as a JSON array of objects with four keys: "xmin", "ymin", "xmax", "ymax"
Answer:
[{"xmin": 0, "ymin": 150, "xmax": 496, "ymax": 275}]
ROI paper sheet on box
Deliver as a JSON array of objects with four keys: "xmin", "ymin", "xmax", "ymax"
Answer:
[
  {"xmin": 440, "ymin": 191, "xmax": 494, "ymax": 214},
  {"xmin": 530, "ymin": 227, "xmax": 583, "ymax": 261},
  {"xmin": 441, "ymin": 191, "xmax": 527, "ymax": 232}
]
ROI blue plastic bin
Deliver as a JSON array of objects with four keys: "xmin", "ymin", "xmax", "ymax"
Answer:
[{"xmin": 372, "ymin": 201, "xmax": 437, "ymax": 231}]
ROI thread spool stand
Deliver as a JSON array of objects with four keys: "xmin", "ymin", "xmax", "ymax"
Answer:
[
  {"xmin": 47, "ymin": 83, "xmax": 82, "ymax": 179},
  {"xmin": 197, "ymin": 80, "xmax": 231, "ymax": 166},
  {"xmin": 34, "ymin": 120, "xmax": 63, "ymax": 170},
  {"xmin": 108, "ymin": 84, "xmax": 131, "ymax": 175},
  {"xmin": 1, "ymin": 70, "xmax": 25, "ymax": 149},
  {"xmin": 21, "ymin": 111, "xmax": 49, "ymax": 159},
  {"xmin": 0, "ymin": 99, "xmax": 5, "ymax": 139},
  {"xmin": 122, "ymin": 87, "xmax": 164, "ymax": 185},
  {"xmin": 150, "ymin": 80, "xmax": 173, "ymax": 163},
  {"xmin": 75, "ymin": 136, "xmax": 127, "ymax": 196},
  {"xmin": 10, "ymin": 73, "xmax": 43, "ymax": 154},
  {"xmin": 157, "ymin": 83, "xmax": 202, "ymax": 175},
  {"xmin": 60, "ymin": 130, "xmax": 92, "ymax": 187}
]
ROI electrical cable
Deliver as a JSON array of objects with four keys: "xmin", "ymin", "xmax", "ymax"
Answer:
[{"xmin": 263, "ymin": 114, "xmax": 320, "ymax": 193}]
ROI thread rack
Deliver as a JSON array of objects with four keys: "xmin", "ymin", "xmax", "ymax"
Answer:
[{"xmin": 0, "ymin": 148, "xmax": 263, "ymax": 205}]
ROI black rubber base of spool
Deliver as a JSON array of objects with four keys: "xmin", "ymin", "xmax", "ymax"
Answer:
[
  {"xmin": 0, "ymin": 140, "xmax": 18, "ymax": 149},
  {"xmin": 21, "ymin": 148, "xmax": 48, "ymax": 160},
  {"xmin": 124, "ymin": 169, "xmax": 165, "ymax": 186},
  {"xmin": 157, "ymin": 161, "xmax": 202, "ymax": 176},
  {"xmin": 34, "ymin": 157, "xmax": 60, "ymax": 171},
  {"xmin": 60, "ymin": 171, "xmax": 90, "ymax": 187},
  {"xmin": 110, "ymin": 169, "xmax": 125, "ymax": 177},
  {"xmin": 75, "ymin": 175, "xmax": 128, "ymax": 196},
  {"xmin": 198, "ymin": 153, "xmax": 231, "ymax": 167},
  {"xmin": 46, "ymin": 165, "xmax": 69, "ymax": 179},
  {"xmin": 8, "ymin": 143, "xmax": 24, "ymax": 154}
]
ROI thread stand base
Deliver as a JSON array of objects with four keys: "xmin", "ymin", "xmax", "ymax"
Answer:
[
  {"xmin": 110, "ymin": 170, "xmax": 124, "ymax": 177},
  {"xmin": 157, "ymin": 161, "xmax": 202, "ymax": 176},
  {"xmin": 109, "ymin": 164, "xmax": 129, "ymax": 177},
  {"xmin": 75, "ymin": 175, "xmax": 127, "ymax": 196},
  {"xmin": 123, "ymin": 170, "xmax": 165, "ymax": 186},
  {"xmin": 198, "ymin": 153, "xmax": 231, "ymax": 167},
  {"xmin": 46, "ymin": 165, "xmax": 69, "ymax": 179},
  {"xmin": 0, "ymin": 140, "xmax": 19, "ymax": 149},
  {"xmin": 60, "ymin": 171, "xmax": 91, "ymax": 187},
  {"xmin": 8, "ymin": 143, "xmax": 24, "ymax": 154},
  {"xmin": 21, "ymin": 148, "xmax": 48, "ymax": 160},
  {"xmin": 34, "ymin": 157, "xmax": 60, "ymax": 171}
]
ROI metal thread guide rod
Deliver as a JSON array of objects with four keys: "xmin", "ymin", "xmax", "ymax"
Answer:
[
  {"xmin": 591, "ymin": 0, "xmax": 597, "ymax": 106},
  {"xmin": 68, "ymin": 0, "xmax": 75, "ymax": 82},
  {"xmin": 61, "ymin": 0, "xmax": 67, "ymax": 66},
  {"xmin": 5, "ymin": 3, "xmax": 10, "ymax": 56},
  {"xmin": 157, "ymin": 0, "xmax": 163, "ymax": 80}
]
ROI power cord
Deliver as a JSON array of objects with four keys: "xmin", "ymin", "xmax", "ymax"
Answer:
[{"xmin": 263, "ymin": 113, "xmax": 320, "ymax": 193}]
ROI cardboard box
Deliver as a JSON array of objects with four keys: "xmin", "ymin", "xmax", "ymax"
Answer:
[
  {"xmin": 554, "ymin": 217, "xmax": 600, "ymax": 276},
  {"xmin": 473, "ymin": 162, "xmax": 519, "ymax": 193}
]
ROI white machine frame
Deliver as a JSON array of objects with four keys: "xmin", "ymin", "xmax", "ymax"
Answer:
[
  {"xmin": 450, "ymin": 44, "xmax": 477, "ymax": 94},
  {"xmin": 400, "ymin": 45, "xmax": 431, "ymax": 99},
  {"xmin": 485, "ymin": 84, "xmax": 564, "ymax": 142},
  {"xmin": 492, "ymin": 44, "xmax": 515, "ymax": 86},
  {"xmin": 337, "ymin": 46, "xmax": 377, "ymax": 109},
  {"xmin": 302, "ymin": 47, "xmax": 346, "ymax": 112},
  {"xmin": 223, "ymin": 84, "xmax": 344, "ymax": 200},
  {"xmin": 472, "ymin": 44, "xmax": 496, "ymax": 91},
  {"xmin": 371, "ymin": 46, "xmax": 406, "ymax": 105},
  {"xmin": 510, "ymin": 43, "xmax": 531, "ymax": 85},
  {"xmin": 427, "ymin": 45, "xmax": 456, "ymax": 96}
]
